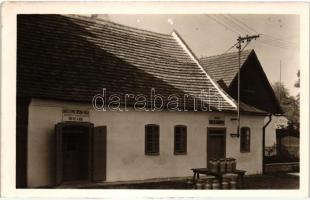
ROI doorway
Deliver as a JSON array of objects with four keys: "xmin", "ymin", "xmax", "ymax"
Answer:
[
  {"xmin": 62, "ymin": 125, "xmax": 89, "ymax": 181},
  {"xmin": 55, "ymin": 122, "xmax": 93, "ymax": 184},
  {"xmin": 55, "ymin": 122, "xmax": 107, "ymax": 185},
  {"xmin": 207, "ymin": 128, "xmax": 226, "ymax": 164}
]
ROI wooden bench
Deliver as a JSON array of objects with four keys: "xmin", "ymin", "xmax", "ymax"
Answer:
[{"xmin": 191, "ymin": 168, "xmax": 246, "ymax": 188}]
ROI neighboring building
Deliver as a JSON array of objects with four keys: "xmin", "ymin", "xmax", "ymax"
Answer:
[
  {"xmin": 276, "ymin": 129, "xmax": 299, "ymax": 158},
  {"xmin": 17, "ymin": 15, "xmax": 268, "ymax": 188},
  {"xmin": 265, "ymin": 116, "xmax": 289, "ymax": 156},
  {"xmin": 275, "ymin": 117, "xmax": 299, "ymax": 158},
  {"xmin": 200, "ymin": 50, "xmax": 283, "ymax": 153}
]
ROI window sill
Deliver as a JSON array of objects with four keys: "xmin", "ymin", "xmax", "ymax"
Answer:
[
  {"xmin": 174, "ymin": 152, "xmax": 187, "ymax": 155},
  {"xmin": 145, "ymin": 153, "xmax": 160, "ymax": 156}
]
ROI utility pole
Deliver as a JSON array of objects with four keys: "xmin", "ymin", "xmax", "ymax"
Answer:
[
  {"xmin": 236, "ymin": 34, "xmax": 260, "ymax": 136},
  {"xmin": 280, "ymin": 60, "xmax": 282, "ymax": 84},
  {"xmin": 279, "ymin": 60, "xmax": 282, "ymax": 102}
]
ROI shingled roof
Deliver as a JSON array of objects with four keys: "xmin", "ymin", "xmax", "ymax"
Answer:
[
  {"xmin": 199, "ymin": 49, "xmax": 252, "ymax": 87},
  {"xmin": 199, "ymin": 50, "xmax": 282, "ymax": 115},
  {"xmin": 17, "ymin": 14, "xmax": 237, "ymax": 111}
]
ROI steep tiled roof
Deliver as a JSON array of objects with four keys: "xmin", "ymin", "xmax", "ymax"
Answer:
[
  {"xmin": 199, "ymin": 50, "xmax": 252, "ymax": 86},
  {"xmin": 199, "ymin": 50, "xmax": 280, "ymax": 115},
  {"xmin": 17, "ymin": 15, "xmax": 237, "ymax": 111}
]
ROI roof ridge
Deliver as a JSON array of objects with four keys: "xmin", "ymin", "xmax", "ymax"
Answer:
[
  {"xmin": 200, "ymin": 49, "xmax": 253, "ymax": 60},
  {"xmin": 65, "ymin": 14, "xmax": 172, "ymax": 38},
  {"xmin": 171, "ymin": 31, "xmax": 237, "ymax": 110}
]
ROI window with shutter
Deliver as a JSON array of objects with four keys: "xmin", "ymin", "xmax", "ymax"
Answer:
[
  {"xmin": 174, "ymin": 125, "xmax": 187, "ymax": 155},
  {"xmin": 240, "ymin": 127, "xmax": 251, "ymax": 152},
  {"xmin": 145, "ymin": 124, "xmax": 159, "ymax": 155}
]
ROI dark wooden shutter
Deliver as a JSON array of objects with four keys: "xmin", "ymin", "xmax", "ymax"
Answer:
[
  {"xmin": 182, "ymin": 127, "xmax": 187, "ymax": 153},
  {"xmin": 240, "ymin": 127, "xmax": 250, "ymax": 152},
  {"xmin": 174, "ymin": 126, "xmax": 187, "ymax": 154},
  {"xmin": 93, "ymin": 126, "xmax": 107, "ymax": 181},
  {"xmin": 174, "ymin": 127, "xmax": 181, "ymax": 152},
  {"xmin": 145, "ymin": 125, "xmax": 159, "ymax": 155},
  {"xmin": 153, "ymin": 125, "xmax": 159, "ymax": 153},
  {"xmin": 55, "ymin": 123, "xmax": 63, "ymax": 185},
  {"xmin": 145, "ymin": 126, "xmax": 153, "ymax": 153}
]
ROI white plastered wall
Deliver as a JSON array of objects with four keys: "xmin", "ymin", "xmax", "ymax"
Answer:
[{"xmin": 27, "ymin": 98, "xmax": 265, "ymax": 187}]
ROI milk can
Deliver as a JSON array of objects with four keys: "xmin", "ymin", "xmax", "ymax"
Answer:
[
  {"xmin": 229, "ymin": 174, "xmax": 238, "ymax": 182},
  {"xmin": 206, "ymin": 175, "xmax": 216, "ymax": 183},
  {"xmin": 230, "ymin": 180, "xmax": 237, "ymax": 189},
  {"xmin": 195, "ymin": 181, "xmax": 203, "ymax": 189},
  {"xmin": 203, "ymin": 181, "xmax": 212, "ymax": 189},
  {"xmin": 231, "ymin": 158, "xmax": 236, "ymax": 171},
  {"xmin": 212, "ymin": 179, "xmax": 220, "ymax": 190},
  {"xmin": 186, "ymin": 179, "xmax": 193, "ymax": 189},
  {"xmin": 207, "ymin": 159, "xmax": 212, "ymax": 169},
  {"xmin": 219, "ymin": 158, "xmax": 226, "ymax": 173},
  {"xmin": 222, "ymin": 178, "xmax": 229, "ymax": 189},
  {"xmin": 209, "ymin": 159, "xmax": 219, "ymax": 173},
  {"xmin": 226, "ymin": 158, "xmax": 233, "ymax": 172},
  {"xmin": 222, "ymin": 173, "xmax": 232, "ymax": 182}
]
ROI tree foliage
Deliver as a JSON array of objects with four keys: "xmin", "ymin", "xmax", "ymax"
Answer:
[
  {"xmin": 294, "ymin": 70, "xmax": 300, "ymax": 88},
  {"xmin": 272, "ymin": 81, "xmax": 299, "ymax": 130}
]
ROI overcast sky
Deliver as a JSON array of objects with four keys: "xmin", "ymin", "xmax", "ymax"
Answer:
[{"xmin": 105, "ymin": 14, "xmax": 299, "ymax": 96}]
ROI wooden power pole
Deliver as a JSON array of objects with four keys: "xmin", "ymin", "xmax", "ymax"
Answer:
[{"xmin": 236, "ymin": 34, "xmax": 260, "ymax": 136}]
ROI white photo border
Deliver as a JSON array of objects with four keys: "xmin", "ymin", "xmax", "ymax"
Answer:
[{"xmin": 1, "ymin": 1, "xmax": 309, "ymax": 198}]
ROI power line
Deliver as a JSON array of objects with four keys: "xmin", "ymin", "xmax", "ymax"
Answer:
[
  {"xmin": 214, "ymin": 15, "xmax": 247, "ymax": 34},
  {"xmin": 224, "ymin": 42, "xmax": 239, "ymax": 53},
  {"xmin": 262, "ymin": 33, "xmax": 297, "ymax": 44},
  {"xmin": 205, "ymin": 15, "xmax": 239, "ymax": 35},
  {"xmin": 257, "ymin": 40, "xmax": 294, "ymax": 49},
  {"xmin": 226, "ymin": 15, "xmax": 298, "ymax": 48},
  {"xmin": 228, "ymin": 14, "xmax": 258, "ymax": 34},
  {"xmin": 205, "ymin": 14, "xmax": 298, "ymax": 50},
  {"xmin": 259, "ymin": 36, "xmax": 297, "ymax": 48},
  {"xmin": 260, "ymin": 34, "xmax": 298, "ymax": 47},
  {"xmin": 222, "ymin": 15, "xmax": 250, "ymax": 35}
]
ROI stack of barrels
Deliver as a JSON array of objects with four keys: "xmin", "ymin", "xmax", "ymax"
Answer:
[
  {"xmin": 222, "ymin": 173, "xmax": 238, "ymax": 189},
  {"xmin": 208, "ymin": 158, "xmax": 236, "ymax": 173},
  {"xmin": 193, "ymin": 158, "xmax": 238, "ymax": 189},
  {"xmin": 189, "ymin": 176, "xmax": 218, "ymax": 189}
]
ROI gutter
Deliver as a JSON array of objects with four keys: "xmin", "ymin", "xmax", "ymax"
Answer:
[{"xmin": 262, "ymin": 114, "xmax": 272, "ymax": 174}]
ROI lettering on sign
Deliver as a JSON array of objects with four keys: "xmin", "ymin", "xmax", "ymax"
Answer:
[
  {"xmin": 62, "ymin": 109, "xmax": 90, "ymax": 122},
  {"xmin": 209, "ymin": 116, "xmax": 225, "ymax": 125}
]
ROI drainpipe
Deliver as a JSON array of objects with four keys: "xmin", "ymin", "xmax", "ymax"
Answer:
[{"xmin": 262, "ymin": 114, "xmax": 272, "ymax": 174}]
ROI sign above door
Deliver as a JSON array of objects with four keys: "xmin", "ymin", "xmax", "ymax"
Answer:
[
  {"xmin": 62, "ymin": 109, "xmax": 90, "ymax": 122},
  {"xmin": 209, "ymin": 116, "xmax": 225, "ymax": 125}
]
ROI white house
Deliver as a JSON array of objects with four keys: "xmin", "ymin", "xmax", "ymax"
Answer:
[{"xmin": 17, "ymin": 15, "xmax": 271, "ymax": 188}]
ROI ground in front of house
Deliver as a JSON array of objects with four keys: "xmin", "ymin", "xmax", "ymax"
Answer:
[{"xmin": 56, "ymin": 172, "xmax": 299, "ymax": 189}]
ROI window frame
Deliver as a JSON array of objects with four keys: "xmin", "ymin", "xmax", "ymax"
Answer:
[
  {"xmin": 145, "ymin": 124, "xmax": 160, "ymax": 155},
  {"xmin": 240, "ymin": 127, "xmax": 251, "ymax": 153},
  {"xmin": 174, "ymin": 125, "xmax": 187, "ymax": 155}
]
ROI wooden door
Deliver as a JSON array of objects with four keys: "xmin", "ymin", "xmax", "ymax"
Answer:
[
  {"xmin": 55, "ymin": 122, "xmax": 93, "ymax": 185},
  {"xmin": 92, "ymin": 126, "xmax": 107, "ymax": 181},
  {"xmin": 207, "ymin": 128, "xmax": 226, "ymax": 163},
  {"xmin": 62, "ymin": 126, "xmax": 89, "ymax": 181}
]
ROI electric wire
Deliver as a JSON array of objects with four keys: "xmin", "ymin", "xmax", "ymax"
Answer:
[
  {"xmin": 225, "ymin": 15, "xmax": 298, "ymax": 49},
  {"xmin": 205, "ymin": 14, "xmax": 297, "ymax": 50},
  {"xmin": 224, "ymin": 42, "xmax": 239, "ymax": 53},
  {"xmin": 205, "ymin": 15, "xmax": 239, "ymax": 35}
]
